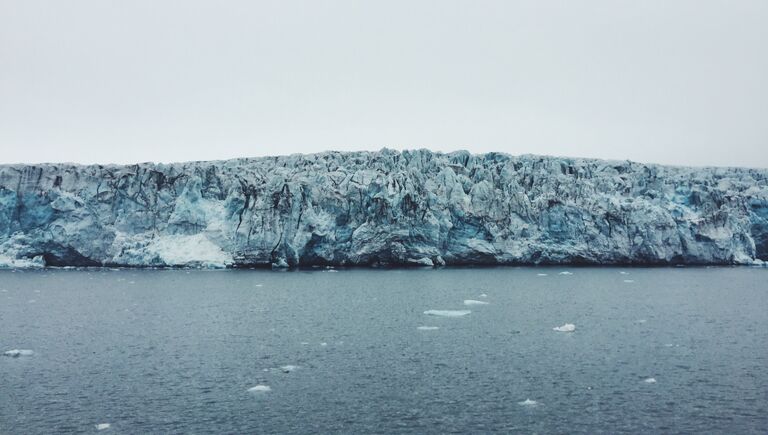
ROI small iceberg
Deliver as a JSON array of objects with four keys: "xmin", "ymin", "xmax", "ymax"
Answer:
[
  {"xmin": 479, "ymin": 293, "xmax": 488, "ymax": 298},
  {"xmin": 417, "ymin": 326, "xmax": 440, "ymax": 331},
  {"xmin": 280, "ymin": 365, "xmax": 299, "ymax": 373},
  {"xmin": 553, "ymin": 323, "xmax": 576, "ymax": 332},
  {"xmin": 424, "ymin": 310, "xmax": 471, "ymax": 317},
  {"xmin": 518, "ymin": 398, "xmax": 538, "ymax": 406},
  {"xmin": 3, "ymin": 349, "xmax": 33, "ymax": 357},
  {"xmin": 463, "ymin": 299, "xmax": 489, "ymax": 306},
  {"xmin": 95, "ymin": 423, "xmax": 111, "ymax": 430},
  {"xmin": 643, "ymin": 377, "xmax": 657, "ymax": 384},
  {"xmin": 558, "ymin": 271, "xmax": 573, "ymax": 275},
  {"xmin": 248, "ymin": 385, "xmax": 272, "ymax": 393}
]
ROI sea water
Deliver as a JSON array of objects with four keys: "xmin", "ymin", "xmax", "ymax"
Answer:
[{"xmin": 1, "ymin": 267, "xmax": 767, "ymax": 433}]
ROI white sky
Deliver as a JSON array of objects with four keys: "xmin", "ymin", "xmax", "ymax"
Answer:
[{"xmin": 1, "ymin": 0, "xmax": 766, "ymax": 167}]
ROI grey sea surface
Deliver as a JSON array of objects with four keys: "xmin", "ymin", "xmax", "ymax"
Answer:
[{"xmin": 1, "ymin": 267, "xmax": 767, "ymax": 434}]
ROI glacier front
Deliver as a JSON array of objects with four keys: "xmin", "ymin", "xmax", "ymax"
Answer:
[{"xmin": 1, "ymin": 149, "xmax": 767, "ymax": 268}]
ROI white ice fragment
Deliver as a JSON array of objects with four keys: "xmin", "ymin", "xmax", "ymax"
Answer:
[
  {"xmin": 558, "ymin": 271, "xmax": 573, "ymax": 275},
  {"xmin": 280, "ymin": 365, "xmax": 299, "ymax": 373},
  {"xmin": 463, "ymin": 299, "xmax": 489, "ymax": 306},
  {"xmin": 424, "ymin": 310, "xmax": 471, "ymax": 317},
  {"xmin": 619, "ymin": 271, "xmax": 629, "ymax": 275},
  {"xmin": 326, "ymin": 270, "xmax": 338, "ymax": 273},
  {"xmin": 518, "ymin": 399, "xmax": 538, "ymax": 406},
  {"xmin": 623, "ymin": 280, "xmax": 634, "ymax": 283},
  {"xmin": 95, "ymin": 423, "xmax": 111, "ymax": 430},
  {"xmin": 417, "ymin": 326, "xmax": 440, "ymax": 331},
  {"xmin": 248, "ymin": 385, "xmax": 272, "ymax": 393},
  {"xmin": 643, "ymin": 377, "xmax": 657, "ymax": 384},
  {"xmin": 254, "ymin": 284, "xmax": 263, "ymax": 287},
  {"xmin": 536, "ymin": 273, "xmax": 548, "ymax": 276},
  {"xmin": 553, "ymin": 323, "xmax": 576, "ymax": 332},
  {"xmin": 320, "ymin": 342, "xmax": 328, "ymax": 346},
  {"xmin": 3, "ymin": 349, "xmax": 33, "ymax": 357},
  {"xmin": 479, "ymin": 293, "xmax": 488, "ymax": 298}
]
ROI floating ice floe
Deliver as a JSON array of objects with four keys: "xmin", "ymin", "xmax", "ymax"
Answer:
[
  {"xmin": 536, "ymin": 273, "xmax": 548, "ymax": 276},
  {"xmin": 280, "ymin": 365, "xmax": 299, "ymax": 373},
  {"xmin": 254, "ymin": 284, "xmax": 263, "ymax": 287},
  {"xmin": 619, "ymin": 271, "xmax": 629, "ymax": 275},
  {"xmin": 248, "ymin": 385, "xmax": 272, "ymax": 393},
  {"xmin": 623, "ymin": 280, "xmax": 634, "ymax": 283},
  {"xmin": 553, "ymin": 323, "xmax": 576, "ymax": 332},
  {"xmin": 326, "ymin": 270, "xmax": 338, "ymax": 273},
  {"xmin": 95, "ymin": 423, "xmax": 111, "ymax": 430},
  {"xmin": 479, "ymin": 293, "xmax": 488, "ymax": 298},
  {"xmin": 463, "ymin": 299, "xmax": 489, "ymax": 306},
  {"xmin": 417, "ymin": 326, "xmax": 440, "ymax": 331},
  {"xmin": 518, "ymin": 399, "xmax": 538, "ymax": 406},
  {"xmin": 424, "ymin": 310, "xmax": 471, "ymax": 317},
  {"xmin": 558, "ymin": 271, "xmax": 573, "ymax": 275},
  {"xmin": 320, "ymin": 342, "xmax": 328, "ymax": 346},
  {"xmin": 3, "ymin": 349, "xmax": 34, "ymax": 357},
  {"xmin": 643, "ymin": 377, "xmax": 657, "ymax": 384}
]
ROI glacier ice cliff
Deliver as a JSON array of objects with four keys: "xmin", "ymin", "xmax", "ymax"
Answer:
[{"xmin": 1, "ymin": 149, "xmax": 767, "ymax": 268}]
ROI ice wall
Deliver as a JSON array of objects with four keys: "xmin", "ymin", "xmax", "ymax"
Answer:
[{"xmin": 1, "ymin": 149, "xmax": 766, "ymax": 268}]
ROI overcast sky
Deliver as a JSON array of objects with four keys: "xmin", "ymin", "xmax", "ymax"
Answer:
[{"xmin": 1, "ymin": 0, "xmax": 766, "ymax": 167}]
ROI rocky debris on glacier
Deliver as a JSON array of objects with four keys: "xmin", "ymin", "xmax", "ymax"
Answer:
[{"xmin": 0, "ymin": 149, "xmax": 767, "ymax": 268}]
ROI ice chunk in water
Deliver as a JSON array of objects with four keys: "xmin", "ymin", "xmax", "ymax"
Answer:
[
  {"xmin": 95, "ymin": 423, "xmax": 111, "ymax": 430},
  {"xmin": 558, "ymin": 271, "xmax": 573, "ymax": 275},
  {"xmin": 623, "ymin": 279, "xmax": 635, "ymax": 283},
  {"xmin": 424, "ymin": 310, "xmax": 471, "ymax": 317},
  {"xmin": 417, "ymin": 326, "xmax": 440, "ymax": 331},
  {"xmin": 553, "ymin": 323, "xmax": 576, "ymax": 332},
  {"xmin": 479, "ymin": 293, "xmax": 488, "ymax": 298},
  {"xmin": 518, "ymin": 399, "xmax": 538, "ymax": 406},
  {"xmin": 643, "ymin": 377, "xmax": 657, "ymax": 384},
  {"xmin": 620, "ymin": 271, "xmax": 629, "ymax": 275},
  {"xmin": 280, "ymin": 365, "xmax": 299, "ymax": 373},
  {"xmin": 536, "ymin": 273, "xmax": 548, "ymax": 276},
  {"xmin": 3, "ymin": 349, "xmax": 33, "ymax": 357},
  {"xmin": 248, "ymin": 385, "xmax": 272, "ymax": 393},
  {"xmin": 463, "ymin": 299, "xmax": 489, "ymax": 306}
]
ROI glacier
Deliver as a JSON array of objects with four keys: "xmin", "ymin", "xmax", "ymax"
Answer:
[{"xmin": 0, "ymin": 149, "xmax": 767, "ymax": 268}]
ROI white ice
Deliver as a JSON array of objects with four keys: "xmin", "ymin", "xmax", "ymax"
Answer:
[
  {"xmin": 479, "ymin": 293, "xmax": 488, "ymax": 298},
  {"xmin": 248, "ymin": 385, "xmax": 272, "ymax": 393},
  {"xmin": 417, "ymin": 326, "xmax": 440, "ymax": 331},
  {"xmin": 623, "ymin": 279, "xmax": 635, "ymax": 283},
  {"xmin": 280, "ymin": 365, "xmax": 299, "ymax": 373},
  {"xmin": 95, "ymin": 423, "xmax": 111, "ymax": 430},
  {"xmin": 3, "ymin": 349, "xmax": 33, "ymax": 357},
  {"xmin": 536, "ymin": 273, "xmax": 548, "ymax": 276},
  {"xmin": 553, "ymin": 323, "xmax": 576, "ymax": 332},
  {"xmin": 559, "ymin": 271, "xmax": 573, "ymax": 275},
  {"xmin": 518, "ymin": 399, "xmax": 538, "ymax": 406},
  {"xmin": 463, "ymin": 299, "xmax": 489, "ymax": 306},
  {"xmin": 643, "ymin": 377, "xmax": 657, "ymax": 384},
  {"xmin": 424, "ymin": 310, "xmax": 471, "ymax": 317}
]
